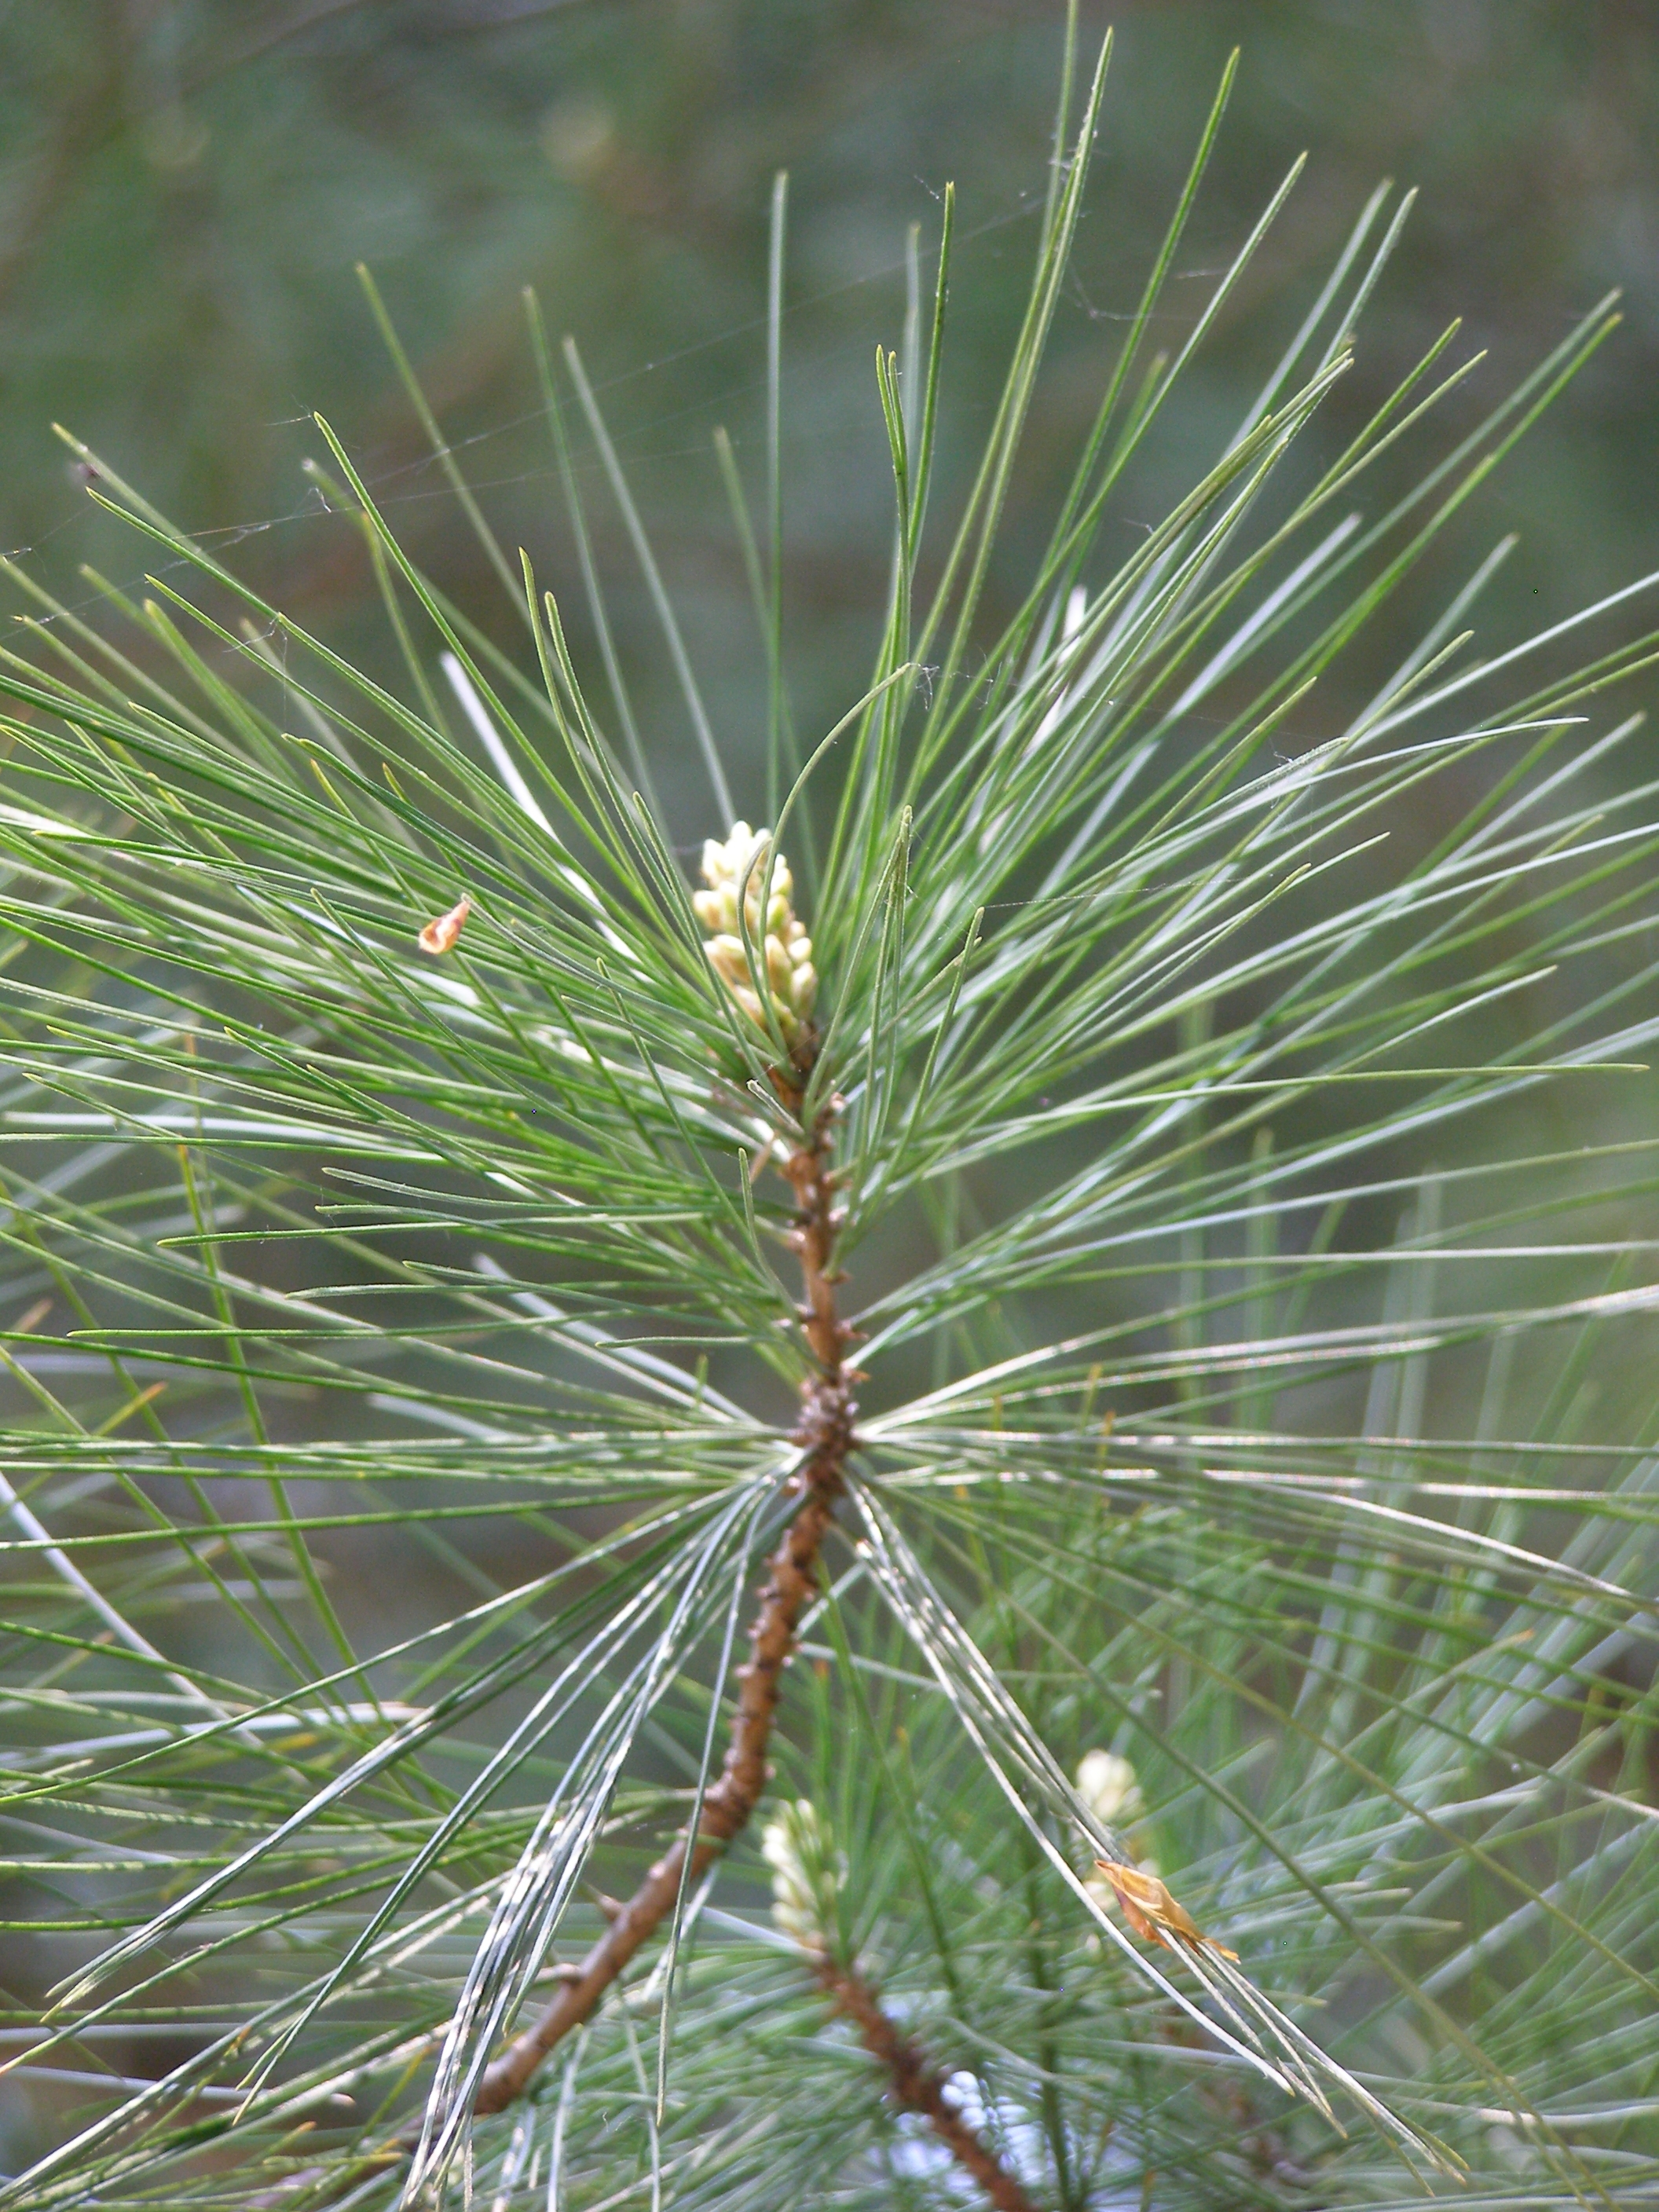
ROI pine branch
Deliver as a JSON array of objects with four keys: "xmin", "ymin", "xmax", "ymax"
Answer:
[
  {"xmin": 813, "ymin": 1951, "xmax": 1043, "ymax": 2212},
  {"xmin": 471, "ymin": 1036, "xmax": 856, "ymax": 2118},
  {"xmin": 9, "ymin": 49, "xmax": 1659, "ymax": 2204},
  {"xmin": 765, "ymin": 1798, "xmax": 1042, "ymax": 2212}
]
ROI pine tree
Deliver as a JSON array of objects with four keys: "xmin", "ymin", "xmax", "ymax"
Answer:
[{"xmin": 2, "ymin": 23, "xmax": 1659, "ymax": 2210}]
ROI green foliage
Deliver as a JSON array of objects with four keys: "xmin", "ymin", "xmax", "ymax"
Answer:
[{"xmin": 2, "ymin": 24, "xmax": 1659, "ymax": 2209}]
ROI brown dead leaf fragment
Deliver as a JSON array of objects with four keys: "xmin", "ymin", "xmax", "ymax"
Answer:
[
  {"xmin": 418, "ymin": 895, "xmax": 471, "ymax": 956},
  {"xmin": 1094, "ymin": 1860, "xmax": 1239, "ymax": 1961}
]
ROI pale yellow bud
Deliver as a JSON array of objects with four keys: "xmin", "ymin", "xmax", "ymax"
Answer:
[
  {"xmin": 761, "ymin": 1799, "xmax": 844, "ymax": 1950},
  {"xmin": 705, "ymin": 934, "xmax": 749, "ymax": 987},
  {"xmin": 765, "ymin": 935, "xmax": 793, "ymax": 991},
  {"xmin": 694, "ymin": 819, "xmax": 817, "ymax": 1038},
  {"xmin": 1077, "ymin": 1749, "xmax": 1145, "ymax": 1831}
]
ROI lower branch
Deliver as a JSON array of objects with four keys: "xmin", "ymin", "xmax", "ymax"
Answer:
[
  {"xmin": 473, "ymin": 1390, "xmax": 848, "ymax": 2111},
  {"xmin": 813, "ymin": 1953, "xmax": 1042, "ymax": 2212},
  {"xmin": 474, "ymin": 1068, "xmax": 851, "ymax": 2117}
]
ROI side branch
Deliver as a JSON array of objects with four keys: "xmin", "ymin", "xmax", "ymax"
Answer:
[
  {"xmin": 813, "ymin": 1954, "xmax": 1041, "ymax": 2212},
  {"xmin": 474, "ymin": 1067, "xmax": 852, "ymax": 2118}
]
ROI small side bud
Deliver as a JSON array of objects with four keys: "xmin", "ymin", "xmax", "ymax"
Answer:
[
  {"xmin": 760, "ymin": 1798, "xmax": 844, "ymax": 1952},
  {"xmin": 1077, "ymin": 1749, "xmax": 1146, "ymax": 1833},
  {"xmin": 418, "ymin": 895, "xmax": 472, "ymax": 956}
]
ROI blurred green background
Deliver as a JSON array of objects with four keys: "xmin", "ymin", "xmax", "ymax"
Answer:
[{"xmin": 3, "ymin": 0, "xmax": 1657, "ymax": 830}]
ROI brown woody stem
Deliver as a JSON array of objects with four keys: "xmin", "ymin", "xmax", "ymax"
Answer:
[
  {"xmin": 812, "ymin": 1952, "xmax": 1042, "ymax": 2212},
  {"xmin": 473, "ymin": 1050, "xmax": 853, "ymax": 2118}
]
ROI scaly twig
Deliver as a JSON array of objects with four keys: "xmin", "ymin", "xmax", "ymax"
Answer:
[
  {"xmin": 473, "ymin": 1044, "xmax": 855, "ymax": 2117},
  {"xmin": 812, "ymin": 1953, "xmax": 1042, "ymax": 2212},
  {"xmin": 765, "ymin": 1799, "xmax": 1042, "ymax": 2212}
]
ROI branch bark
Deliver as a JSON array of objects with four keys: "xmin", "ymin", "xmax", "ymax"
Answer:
[
  {"xmin": 812, "ymin": 1953, "xmax": 1042, "ymax": 2212},
  {"xmin": 473, "ymin": 1054, "xmax": 853, "ymax": 2117}
]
